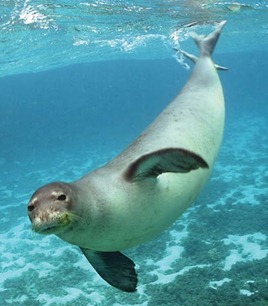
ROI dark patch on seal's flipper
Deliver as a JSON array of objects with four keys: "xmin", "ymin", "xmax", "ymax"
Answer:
[
  {"xmin": 80, "ymin": 248, "xmax": 138, "ymax": 292},
  {"xmin": 124, "ymin": 148, "xmax": 209, "ymax": 182}
]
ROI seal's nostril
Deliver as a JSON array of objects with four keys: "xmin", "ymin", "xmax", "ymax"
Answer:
[{"xmin": 28, "ymin": 205, "xmax": 35, "ymax": 212}]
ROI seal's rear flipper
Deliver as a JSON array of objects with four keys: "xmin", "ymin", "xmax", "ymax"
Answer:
[
  {"xmin": 80, "ymin": 248, "xmax": 138, "ymax": 292},
  {"xmin": 190, "ymin": 20, "xmax": 227, "ymax": 56},
  {"xmin": 124, "ymin": 148, "xmax": 209, "ymax": 182},
  {"xmin": 175, "ymin": 20, "xmax": 228, "ymax": 70},
  {"xmin": 178, "ymin": 49, "xmax": 228, "ymax": 71}
]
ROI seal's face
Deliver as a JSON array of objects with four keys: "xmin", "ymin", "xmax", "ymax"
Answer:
[{"xmin": 27, "ymin": 182, "xmax": 75, "ymax": 235}]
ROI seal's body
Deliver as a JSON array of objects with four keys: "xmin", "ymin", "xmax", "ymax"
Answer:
[{"xmin": 28, "ymin": 21, "xmax": 227, "ymax": 292}]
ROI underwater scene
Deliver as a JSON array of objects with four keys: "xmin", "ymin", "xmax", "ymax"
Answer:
[{"xmin": 1, "ymin": 1, "xmax": 268, "ymax": 305}]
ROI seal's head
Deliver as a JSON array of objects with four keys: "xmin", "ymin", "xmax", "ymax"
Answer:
[{"xmin": 28, "ymin": 182, "xmax": 77, "ymax": 235}]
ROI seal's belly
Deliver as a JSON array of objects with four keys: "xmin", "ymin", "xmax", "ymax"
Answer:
[
  {"xmin": 111, "ymin": 169, "xmax": 209, "ymax": 250},
  {"xmin": 60, "ymin": 168, "xmax": 209, "ymax": 251}
]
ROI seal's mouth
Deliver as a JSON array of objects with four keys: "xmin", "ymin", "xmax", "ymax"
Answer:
[
  {"xmin": 31, "ymin": 212, "xmax": 72, "ymax": 235},
  {"xmin": 35, "ymin": 224, "xmax": 65, "ymax": 234}
]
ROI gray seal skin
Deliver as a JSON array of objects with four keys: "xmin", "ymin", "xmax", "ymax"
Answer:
[{"xmin": 28, "ymin": 21, "xmax": 227, "ymax": 292}]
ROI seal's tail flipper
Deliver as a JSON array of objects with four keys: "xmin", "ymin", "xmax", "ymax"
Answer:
[
  {"xmin": 178, "ymin": 20, "xmax": 228, "ymax": 70},
  {"xmin": 190, "ymin": 20, "xmax": 227, "ymax": 57},
  {"xmin": 180, "ymin": 49, "xmax": 228, "ymax": 71}
]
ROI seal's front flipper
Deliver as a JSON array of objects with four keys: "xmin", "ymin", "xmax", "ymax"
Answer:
[
  {"xmin": 80, "ymin": 248, "xmax": 138, "ymax": 292},
  {"xmin": 124, "ymin": 148, "xmax": 209, "ymax": 182}
]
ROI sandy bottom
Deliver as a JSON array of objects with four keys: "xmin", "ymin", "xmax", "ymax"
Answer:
[{"xmin": 1, "ymin": 114, "xmax": 267, "ymax": 306}]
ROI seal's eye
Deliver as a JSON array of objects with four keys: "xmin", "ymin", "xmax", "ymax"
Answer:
[
  {"xmin": 57, "ymin": 194, "xmax": 66, "ymax": 201},
  {"xmin": 28, "ymin": 205, "xmax": 35, "ymax": 212}
]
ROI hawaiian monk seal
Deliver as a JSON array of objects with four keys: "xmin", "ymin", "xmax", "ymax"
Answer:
[{"xmin": 28, "ymin": 21, "xmax": 227, "ymax": 292}]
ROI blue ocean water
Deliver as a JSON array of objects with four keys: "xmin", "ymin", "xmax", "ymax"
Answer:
[{"xmin": 1, "ymin": 1, "xmax": 268, "ymax": 305}]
